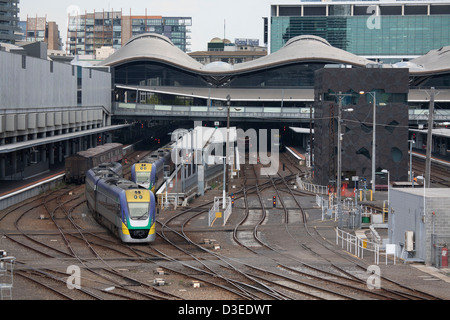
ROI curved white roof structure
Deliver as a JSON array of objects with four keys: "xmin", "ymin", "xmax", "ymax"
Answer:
[
  {"xmin": 99, "ymin": 33, "xmax": 450, "ymax": 88},
  {"xmin": 99, "ymin": 33, "xmax": 204, "ymax": 71},
  {"xmin": 99, "ymin": 33, "xmax": 375, "ymax": 75},
  {"xmin": 231, "ymin": 35, "xmax": 373, "ymax": 73},
  {"xmin": 407, "ymin": 46, "xmax": 450, "ymax": 75}
]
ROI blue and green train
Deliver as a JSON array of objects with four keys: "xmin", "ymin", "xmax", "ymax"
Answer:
[{"xmin": 85, "ymin": 165, "xmax": 156, "ymax": 243}]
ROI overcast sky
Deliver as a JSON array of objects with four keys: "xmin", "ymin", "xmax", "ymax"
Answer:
[{"xmin": 19, "ymin": 0, "xmax": 299, "ymax": 52}]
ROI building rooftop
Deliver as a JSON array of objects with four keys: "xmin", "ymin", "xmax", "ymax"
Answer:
[{"xmin": 392, "ymin": 187, "xmax": 450, "ymax": 198}]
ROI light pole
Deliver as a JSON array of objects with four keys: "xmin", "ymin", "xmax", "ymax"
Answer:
[
  {"xmin": 329, "ymin": 91, "xmax": 353, "ymax": 227},
  {"xmin": 359, "ymin": 91, "xmax": 386, "ymax": 196},
  {"xmin": 226, "ymin": 95, "xmax": 231, "ymax": 196},
  {"xmin": 217, "ymin": 156, "xmax": 226, "ymax": 209},
  {"xmin": 408, "ymin": 139, "xmax": 415, "ymax": 187},
  {"xmin": 218, "ymin": 96, "xmax": 240, "ymax": 205},
  {"xmin": 381, "ymin": 169, "xmax": 390, "ymax": 220}
]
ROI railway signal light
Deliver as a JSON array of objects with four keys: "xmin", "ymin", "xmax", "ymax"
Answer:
[
  {"xmin": 273, "ymin": 196, "xmax": 276, "ymax": 208},
  {"xmin": 231, "ymin": 193, "xmax": 234, "ymax": 207}
]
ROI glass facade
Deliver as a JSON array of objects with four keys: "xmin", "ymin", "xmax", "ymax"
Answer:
[
  {"xmin": 228, "ymin": 63, "xmax": 325, "ymax": 88},
  {"xmin": 271, "ymin": 3, "xmax": 450, "ymax": 60},
  {"xmin": 114, "ymin": 61, "xmax": 206, "ymax": 87},
  {"xmin": 113, "ymin": 60, "xmax": 328, "ymax": 89}
]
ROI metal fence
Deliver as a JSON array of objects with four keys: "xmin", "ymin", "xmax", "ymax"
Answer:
[
  {"xmin": 208, "ymin": 196, "xmax": 231, "ymax": 227},
  {"xmin": 297, "ymin": 176, "xmax": 328, "ymax": 195},
  {"xmin": 336, "ymin": 228, "xmax": 380, "ymax": 265},
  {"xmin": 0, "ymin": 255, "xmax": 15, "ymax": 300}
]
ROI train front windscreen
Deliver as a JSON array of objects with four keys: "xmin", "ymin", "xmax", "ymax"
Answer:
[
  {"xmin": 128, "ymin": 202, "xmax": 150, "ymax": 220},
  {"xmin": 135, "ymin": 172, "xmax": 151, "ymax": 184}
]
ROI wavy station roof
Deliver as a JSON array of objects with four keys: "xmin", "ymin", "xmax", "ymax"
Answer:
[
  {"xmin": 99, "ymin": 34, "xmax": 374, "ymax": 74},
  {"xmin": 394, "ymin": 45, "xmax": 450, "ymax": 75},
  {"xmin": 99, "ymin": 33, "xmax": 450, "ymax": 89}
]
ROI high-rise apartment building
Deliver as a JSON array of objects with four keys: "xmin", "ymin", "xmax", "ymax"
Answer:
[
  {"xmin": 18, "ymin": 17, "xmax": 62, "ymax": 50},
  {"xmin": 0, "ymin": 0, "xmax": 20, "ymax": 44},
  {"xmin": 67, "ymin": 10, "xmax": 192, "ymax": 55},
  {"xmin": 271, "ymin": 1, "xmax": 450, "ymax": 62}
]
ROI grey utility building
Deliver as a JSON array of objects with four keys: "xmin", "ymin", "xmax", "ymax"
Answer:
[{"xmin": 389, "ymin": 188, "xmax": 450, "ymax": 266}]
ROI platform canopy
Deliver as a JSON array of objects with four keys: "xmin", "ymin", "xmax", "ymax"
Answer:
[
  {"xmin": 410, "ymin": 128, "xmax": 450, "ymax": 138},
  {"xmin": 290, "ymin": 127, "xmax": 314, "ymax": 134}
]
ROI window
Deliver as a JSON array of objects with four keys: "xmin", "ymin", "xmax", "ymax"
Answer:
[{"xmin": 356, "ymin": 147, "xmax": 371, "ymax": 160}]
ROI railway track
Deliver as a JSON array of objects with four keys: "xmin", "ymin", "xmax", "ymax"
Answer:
[
  {"xmin": 1, "ymin": 148, "xmax": 448, "ymax": 300},
  {"xmin": 412, "ymin": 155, "xmax": 450, "ymax": 187}
]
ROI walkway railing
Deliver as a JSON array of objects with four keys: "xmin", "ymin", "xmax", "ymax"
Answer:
[
  {"xmin": 208, "ymin": 196, "xmax": 232, "ymax": 227},
  {"xmin": 297, "ymin": 176, "xmax": 328, "ymax": 195},
  {"xmin": 336, "ymin": 228, "xmax": 380, "ymax": 265}
]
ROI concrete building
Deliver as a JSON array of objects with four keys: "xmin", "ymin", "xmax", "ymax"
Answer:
[
  {"xmin": 66, "ymin": 10, "xmax": 192, "ymax": 55},
  {"xmin": 0, "ymin": 0, "xmax": 20, "ymax": 44},
  {"xmin": 0, "ymin": 48, "xmax": 128, "ymax": 181},
  {"xmin": 389, "ymin": 188, "xmax": 450, "ymax": 265}
]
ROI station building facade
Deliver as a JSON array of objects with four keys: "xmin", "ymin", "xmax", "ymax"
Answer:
[
  {"xmin": 0, "ymin": 47, "xmax": 128, "ymax": 181},
  {"xmin": 96, "ymin": 33, "xmax": 450, "ymax": 186},
  {"xmin": 98, "ymin": 33, "xmax": 450, "ymax": 116}
]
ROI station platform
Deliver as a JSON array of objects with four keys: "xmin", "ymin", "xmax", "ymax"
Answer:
[
  {"xmin": 285, "ymin": 146, "xmax": 307, "ymax": 161},
  {"xmin": 0, "ymin": 164, "xmax": 65, "ymax": 198},
  {"xmin": 411, "ymin": 149, "xmax": 450, "ymax": 167}
]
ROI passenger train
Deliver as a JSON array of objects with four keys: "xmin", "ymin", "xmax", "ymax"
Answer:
[
  {"xmin": 131, "ymin": 144, "xmax": 175, "ymax": 192},
  {"xmin": 85, "ymin": 164, "xmax": 156, "ymax": 243}
]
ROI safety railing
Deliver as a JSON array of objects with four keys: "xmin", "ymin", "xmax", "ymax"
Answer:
[
  {"xmin": 297, "ymin": 176, "xmax": 328, "ymax": 195},
  {"xmin": 0, "ymin": 255, "xmax": 15, "ymax": 300},
  {"xmin": 336, "ymin": 228, "xmax": 380, "ymax": 265},
  {"xmin": 157, "ymin": 193, "xmax": 182, "ymax": 210},
  {"xmin": 208, "ymin": 196, "xmax": 232, "ymax": 227}
]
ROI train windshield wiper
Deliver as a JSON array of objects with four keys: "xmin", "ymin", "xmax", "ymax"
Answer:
[{"xmin": 133, "ymin": 213, "xmax": 149, "ymax": 220}]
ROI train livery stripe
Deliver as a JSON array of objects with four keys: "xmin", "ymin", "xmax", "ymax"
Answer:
[
  {"xmin": 149, "ymin": 222, "xmax": 156, "ymax": 235},
  {"xmin": 122, "ymin": 222, "xmax": 130, "ymax": 235}
]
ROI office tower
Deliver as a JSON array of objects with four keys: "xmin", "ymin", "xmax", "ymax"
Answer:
[{"xmin": 271, "ymin": 1, "xmax": 450, "ymax": 62}]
